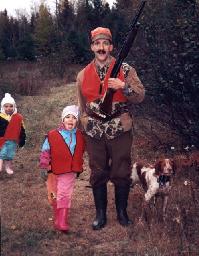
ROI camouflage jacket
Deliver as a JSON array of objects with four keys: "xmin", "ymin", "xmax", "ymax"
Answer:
[{"xmin": 76, "ymin": 58, "xmax": 145, "ymax": 140}]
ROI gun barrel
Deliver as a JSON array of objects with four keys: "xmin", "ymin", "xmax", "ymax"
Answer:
[
  {"xmin": 99, "ymin": 1, "xmax": 146, "ymax": 116},
  {"xmin": 130, "ymin": 1, "xmax": 146, "ymax": 30},
  {"xmin": 114, "ymin": 1, "xmax": 146, "ymax": 73}
]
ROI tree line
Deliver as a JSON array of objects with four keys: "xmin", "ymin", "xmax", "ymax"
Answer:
[{"xmin": 0, "ymin": 0, "xmax": 198, "ymax": 147}]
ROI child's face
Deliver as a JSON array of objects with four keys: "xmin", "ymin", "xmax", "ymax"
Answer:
[
  {"xmin": 63, "ymin": 114, "xmax": 77, "ymax": 130},
  {"xmin": 3, "ymin": 103, "xmax": 14, "ymax": 115}
]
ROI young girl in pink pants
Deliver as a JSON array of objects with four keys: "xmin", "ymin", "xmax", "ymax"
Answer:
[{"xmin": 39, "ymin": 105, "xmax": 85, "ymax": 233}]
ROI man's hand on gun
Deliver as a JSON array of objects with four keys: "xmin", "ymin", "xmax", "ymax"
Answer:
[{"xmin": 108, "ymin": 78, "xmax": 125, "ymax": 90}]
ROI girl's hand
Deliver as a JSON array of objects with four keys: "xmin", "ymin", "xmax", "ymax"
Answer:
[{"xmin": 40, "ymin": 170, "xmax": 48, "ymax": 181}]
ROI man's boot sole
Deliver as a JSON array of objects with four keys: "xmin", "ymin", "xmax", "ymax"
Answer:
[{"xmin": 92, "ymin": 221, "xmax": 106, "ymax": 230}]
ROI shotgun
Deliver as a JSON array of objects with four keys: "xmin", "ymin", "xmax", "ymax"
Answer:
[{"xmin": 99, "ymin": 1, "xmax": 146, "ymax": 117}]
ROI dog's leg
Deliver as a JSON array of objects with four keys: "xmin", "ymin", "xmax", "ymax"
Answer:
[
  {"xmin": 153, "ymin": 194, "xmax": 159, "ymax": 221},
  {"xmin": 144, "ymin": 189, "xmax": 156, "ymax": 223},
  {"xmin": 138, "ymin": 200, "xmax": 148, "ymax": 225},
  {"xmin": 162, "ymin": 195, "xmax": 168, "ymax": 222},
  {"xmin": 153, "ymin": 194, "xmax": 157, "ymax": 207}
]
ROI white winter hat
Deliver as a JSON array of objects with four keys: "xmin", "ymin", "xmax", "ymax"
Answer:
[
  {"xmin": 61, "ymin": 105, "xmax": 79, "ymax": 121},
  {"xmin": 1, "ymin": 93, "xmax": 17, "ymax": 114}
]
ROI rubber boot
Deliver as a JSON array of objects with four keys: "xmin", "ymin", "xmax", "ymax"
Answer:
[
  {"xmin": 4, "ymin": 160, "xmax": 13, "ymax": 175},
  {"xmin": 0, "ymin": 159, "xmax": 3, "ymax": 172},
  {"xmin": 115, "ymin": 185, "xmax": 132, "ymax": 226},
  {"xmin": 92, "ymin": 184, "xmax": 107, "ymax": 230},
  {"xmin": 56, "ymin": 208, "xmax": 69, "ymax": 232}
]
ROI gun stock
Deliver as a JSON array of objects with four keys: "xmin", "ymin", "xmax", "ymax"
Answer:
[{"xmin": 99, "ymin": 1, "xmax": 146, "ymax": 117}]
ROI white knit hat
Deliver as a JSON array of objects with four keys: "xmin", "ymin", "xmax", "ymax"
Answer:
[
  {"xmin": 1, "ymin": 93, "xmax": 17, "ymax": 114},
  {"xmin": 61, "ymin": 105, "xmax": 79, "ymax": 121}
]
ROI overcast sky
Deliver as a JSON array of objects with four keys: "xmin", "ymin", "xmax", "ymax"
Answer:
[
  {"xmin": 0, "ymin": 0, "xmax": 62, "ymax": 17},
  {"xmin": 0, "ymin": 0, "xmax": 114, "ymax": 17}
]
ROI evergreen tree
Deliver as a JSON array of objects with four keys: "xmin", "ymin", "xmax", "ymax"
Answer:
[
  {"xmin": 57, "ymin": 0, "xmax": 75, "ymax": 32},
  {"xmin": 15, "ymin": 15, "xmax": 35, "ymax": 60},
  {"xmin": 0, "ymin": 10, "xmax": 16, "ymax": 59},
  {"xmin": 111, "ymin": 0, "xmax": 136, "ymax": 49},
  {"xmin": 0, "ymin": 10, "xmax": 8, "ymax": 60},
  {"xmin": 34, "ymin": 3, "xmax": 56, "ymax": 57}
]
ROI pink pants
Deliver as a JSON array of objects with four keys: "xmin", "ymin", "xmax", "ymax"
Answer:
[{"xmin": 56, "ymin": 172, "xmax": 76, "ymax": 209}]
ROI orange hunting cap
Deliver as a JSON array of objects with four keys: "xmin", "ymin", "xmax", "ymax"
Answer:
[{"xmin": 91, "ymin": 27, "xmax": 112, "ymax": 42}]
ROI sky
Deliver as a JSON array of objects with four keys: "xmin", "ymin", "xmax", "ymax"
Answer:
[
  {"xmin": 0, "ymin": 0, "xmax": 63, "ymax": 17},
  {"xmin": 0, "ymin": 0, "xmax": 114, "ymax": 17}
]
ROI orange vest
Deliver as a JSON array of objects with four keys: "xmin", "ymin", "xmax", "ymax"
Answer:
[
  {"xmin": 0, "ymin": 113, "xmax": 23, "ymax": 148},
  {"xmin": 81, "ymin": 59, "xmax": 127, "ymax": 103},
  {"xmin": 48, "ymin": 129, "xmax": 85, "ymax": 175}
]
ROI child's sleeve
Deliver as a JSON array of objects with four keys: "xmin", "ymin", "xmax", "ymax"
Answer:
[
  {"xmin": 39, "ymin": 138, "xmax": 51, "ymax": 169},
  {"xmin": 19, "ymin": 123, "xmax": 26, "ymax": 147}
]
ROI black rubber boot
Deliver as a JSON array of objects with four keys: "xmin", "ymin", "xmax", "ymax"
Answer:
[
  {"xmin": 115, "ymin": 185, "xmax": 132, "ymax": 226},
  {"xmin": 92, "ymin": 184, "xmax": 107, "ymax": 230}
]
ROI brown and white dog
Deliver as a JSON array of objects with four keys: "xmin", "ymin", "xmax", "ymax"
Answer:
[{"xmin": 131, "ymin": 158, "xmax": 176, "ymax": 221}]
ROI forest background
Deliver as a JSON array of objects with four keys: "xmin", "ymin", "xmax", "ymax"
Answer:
[{"xmin": 0, "ymin": 1, "xmax": 199, "ymax": 255}]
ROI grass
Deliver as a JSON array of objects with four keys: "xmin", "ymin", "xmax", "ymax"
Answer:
[{"xmin": 1, "ymin": 71, "xmax": 199, "ymax": 255}]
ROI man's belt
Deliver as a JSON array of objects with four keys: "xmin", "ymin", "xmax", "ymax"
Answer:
[{"xmin": 86, "ymin": 108, "xmax": 121, "ymax": 122}]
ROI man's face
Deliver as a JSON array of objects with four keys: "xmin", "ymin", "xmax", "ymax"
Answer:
[{"xmin": 91, "ymin": 39, "xmax": 113, "ymax": 64}]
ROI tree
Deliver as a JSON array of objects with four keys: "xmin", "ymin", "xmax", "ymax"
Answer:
[
  {"xmin": 0, "ymin": 10, "xmax": 16, "ymax": 59},
  {"xmin": 34, "ymin": 3, "xmax": 56, "ymax": 57},
  {"xmin": 143, "ymin": 0, "xmax": 199, "ymax": 146},
  {"xmin": 14, "ymin": 15, "xmax": 35, "ymax": 60},
  {"xmin": 57, "ymin": 0, "xmax": 75, "ymax": 32}
]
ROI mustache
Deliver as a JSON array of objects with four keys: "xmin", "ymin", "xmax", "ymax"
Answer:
[{"xmin": 97, "ymin": 50, "xmax": 106, "ymax": 54}]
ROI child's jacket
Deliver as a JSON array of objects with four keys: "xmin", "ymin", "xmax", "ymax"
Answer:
[
  {"xmin": 40, "ymin": 127, "xmax": 85, "ymax": 175},
  {"xmin": 0, "ymin": 113, "xmax": 26, "ymax": 148}
]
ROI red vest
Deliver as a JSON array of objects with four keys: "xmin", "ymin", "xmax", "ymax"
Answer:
[
  {"xmin": 81, "ymin": 59, "xmax": 127, "ymax": 103},
  {"xmin": 0, "ymin": 113, "xmax": 23, "ymax": 148},
  {"xmin": 48, "ymin": 129, "xmax": 85, "ymax": 175}
]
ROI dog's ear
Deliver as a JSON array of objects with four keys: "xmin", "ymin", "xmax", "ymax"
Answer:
[
  {"xmin": 171, "ymin": 160, "xmax": 177, "ymax": 176},
  {"xmin": 154, "ymin": 160, "xmax": 162, "ymax": 175}
]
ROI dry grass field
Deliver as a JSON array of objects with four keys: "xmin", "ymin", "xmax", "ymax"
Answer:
[{"xmin": 1, "ymin": 83, "xmax": 199, "ymax": 256}]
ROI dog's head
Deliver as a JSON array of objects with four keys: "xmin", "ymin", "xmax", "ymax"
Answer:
[{"xmin": 155, "ymin": 158, "xmax": 176, "ymax": 176}]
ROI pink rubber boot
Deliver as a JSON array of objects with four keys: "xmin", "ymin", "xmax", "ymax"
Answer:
[
  {"xmin": 56, "ymin": 208, "xmax": 69, "ymax": 232},
  {"xmin": 4, "ymin": 160, "xmax": 14, "ymax": 175}
]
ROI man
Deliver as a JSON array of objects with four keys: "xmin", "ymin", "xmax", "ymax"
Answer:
[{"xmin": 76, "ymin": 27, "xmax": 145, "ymax": 230}]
